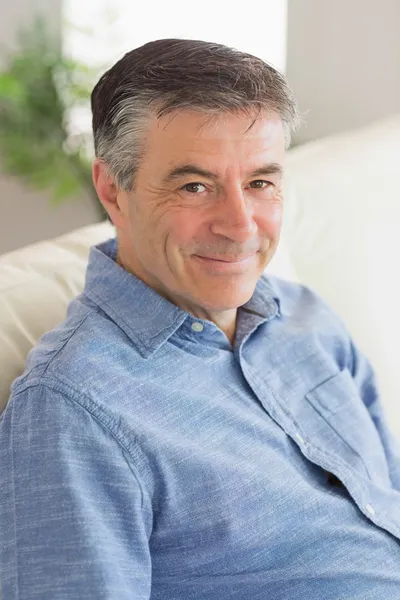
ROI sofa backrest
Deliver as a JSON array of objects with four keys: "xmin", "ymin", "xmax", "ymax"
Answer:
[{"xmin": 283, "ymin": 114, "xmax": 400, "ymax": 436}]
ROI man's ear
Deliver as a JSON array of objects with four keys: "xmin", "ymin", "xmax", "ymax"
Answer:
[{"xmin": 92, "ymin": 159, "xmax": 128, "ymax": 229}]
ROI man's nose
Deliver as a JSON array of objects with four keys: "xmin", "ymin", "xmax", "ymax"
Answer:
[{"xmin": 210, "ymin": 187, "xmax": 258, "ymax": 243}]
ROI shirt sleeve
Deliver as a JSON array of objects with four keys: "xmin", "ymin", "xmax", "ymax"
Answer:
[
  {"xmin": 0, "ymin": 383, "xmax": 153, "ymax": 600},
  {"xmin": 348, "ymin": 340, "xmax": 400, "ymax": 491}
]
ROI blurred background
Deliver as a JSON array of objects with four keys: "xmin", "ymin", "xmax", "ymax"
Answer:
[{"xmin": 0, "ymin": 0, "xmax": 399, "ymax": 254}]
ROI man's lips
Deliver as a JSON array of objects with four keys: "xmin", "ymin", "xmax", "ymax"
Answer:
[
  {"xmin": 192, "ymin": 253, "xmax": 258, "ymax": 273},
  {"xmin": 195, "ymin": 253, "xmax": 257, "ymax": 263}
]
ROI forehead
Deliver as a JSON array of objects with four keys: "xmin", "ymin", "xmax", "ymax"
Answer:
[{"xmin": 144, "ymin": 109, "xmax": 286, "ymax": 165}]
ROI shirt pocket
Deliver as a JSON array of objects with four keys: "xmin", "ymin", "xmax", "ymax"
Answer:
[{"xmin": 304, "ymin": 369, "xmax": 390, "ymax": 485}]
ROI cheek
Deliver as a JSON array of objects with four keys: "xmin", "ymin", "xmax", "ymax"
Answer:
[
  {"xmin": 258, "ymin": 195, "xmax": 283, "ymax": 237},
  {"xmin": 267, "ymin": 202, "xmax": 283, "ymax": 224},
  {"xmin": 163, "ymin": 215, "xmax": 201, "ymax": 267},
  {"xmin": 164, "ymin": 211, "xmax": 200, "ymax": 245}
]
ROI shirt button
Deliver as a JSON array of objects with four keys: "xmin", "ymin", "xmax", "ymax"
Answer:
[
  {"xmin": 191, "ymin": 322, "xmax": 204, "ymax": 332},
  {"xmin": 295, "ymin": 433, "xmax": 305, "ymax": 445},
  {"xmin": 365, "ymin": 503, "xmax": 375, "ymax": 516}
]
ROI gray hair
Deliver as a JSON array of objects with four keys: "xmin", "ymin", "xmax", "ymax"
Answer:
[{"xmin": 91, "ymin": 39, "xmax": 300, "ymax": 191}]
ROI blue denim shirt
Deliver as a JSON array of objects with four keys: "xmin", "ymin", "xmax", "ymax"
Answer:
[{"xmin": 1, "ymin": 237, "xmax": 400, "ymax": 600}]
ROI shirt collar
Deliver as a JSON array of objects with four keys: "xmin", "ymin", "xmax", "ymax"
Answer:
[{"xmin": 83, "ymin": 237, "xmax": 283, "ymax": 358}]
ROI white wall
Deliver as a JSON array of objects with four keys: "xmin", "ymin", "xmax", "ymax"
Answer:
[
  {"xmin": 286, "ymin": 0, "xmax": 400, "ymax": 145},
  {"xmin": 64, "ymin": 0, "xmax": 288, "ymax": 71},
  {"xmin": 0, "ymin": 0, "xmax": 100, "ymax": 255}
]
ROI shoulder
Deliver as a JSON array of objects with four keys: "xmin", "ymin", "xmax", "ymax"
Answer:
[
  {"xmin": 11, "ymin": 294, "xmax": 140, "ymax": 404},
  {"xmin": 4, "ymin": 361, "xmax": 153, "ymax": 491}
]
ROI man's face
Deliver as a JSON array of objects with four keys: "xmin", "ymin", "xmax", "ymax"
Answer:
[{"xmin": 117, "ymin": 109, "xmax": 286, "ymax": 314}]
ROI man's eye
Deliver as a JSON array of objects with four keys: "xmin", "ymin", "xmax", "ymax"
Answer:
[
  {"xmin": 181, "ymin": 182, "xmax": 206, "ymax": 194},
  {"xmin": 180, "ymin": 180, "xmax": 273, "ymax": 194},
  {"xmin": 249, "ymin": 180, "xmax": 273, "ymax": 189}
]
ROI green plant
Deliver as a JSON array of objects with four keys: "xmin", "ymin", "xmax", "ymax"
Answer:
[{"xmin": 0, "ymin": 17, "xmax": 105, "ymax": 218}]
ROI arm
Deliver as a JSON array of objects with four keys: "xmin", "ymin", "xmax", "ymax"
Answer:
[
  {"xmin": 348, "ymin": 340, "xmax": 400, "ymax": 490},
  {"xmin": 0, "ymin": 384, "xmax": 153, "ymax": 600}
]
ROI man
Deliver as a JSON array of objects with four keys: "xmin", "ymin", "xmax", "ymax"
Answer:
[{"xmin": 1, "ymin": 38, "xmax": 400, "ymax": 599}]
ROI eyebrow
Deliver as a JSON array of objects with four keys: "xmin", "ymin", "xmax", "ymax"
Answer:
[{"xmin": 162, "ymin": 162, "xmax": 284, "ymax": 183}]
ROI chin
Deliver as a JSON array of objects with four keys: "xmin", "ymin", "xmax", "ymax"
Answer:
[{"xmin": 196, "ymin": 281, "xmax": 257, "ymax": 311}]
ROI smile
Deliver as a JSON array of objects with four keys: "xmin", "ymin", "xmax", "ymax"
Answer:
[{"xmin": 193, "ymin": 253, "xmax": 257, "ymax": 273}]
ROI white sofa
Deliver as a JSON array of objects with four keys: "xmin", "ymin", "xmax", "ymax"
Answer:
[{"xmin": 1, "ymin": 114, "xmax": 399, "ymax": 438}]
